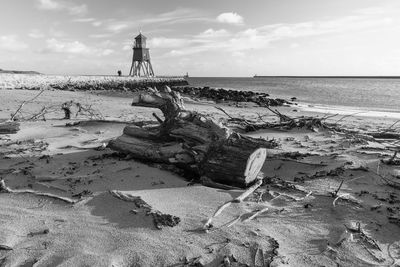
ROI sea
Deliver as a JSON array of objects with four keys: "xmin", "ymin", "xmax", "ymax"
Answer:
[{"xmin": 186, "ymin": 77, "xmax": 400, "ymax": 118}]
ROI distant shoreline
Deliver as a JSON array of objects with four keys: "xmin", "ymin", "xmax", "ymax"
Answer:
[{"xmin": 253, "ymin": 75, "xmax": 400, "ymax": 79}]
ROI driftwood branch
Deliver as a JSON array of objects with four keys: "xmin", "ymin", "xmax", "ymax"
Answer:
[
  {"xmin": 0, "ymin": 179, "xmax": 77, "ymax": 204},
  {"xmin": 203, "ymin": 179, "xmax": 263, "ymax": 231},
  {"xmin": 10, "ymin": 88, "xmax": 46, "ymax": 121},
  {"xmin": 217, "ymin": 104, "xmax": 338, "ymax": 132}
]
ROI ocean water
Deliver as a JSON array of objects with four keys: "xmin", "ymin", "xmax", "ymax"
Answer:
[{"xmin": 186, "ymin": 77, "xmax": 400, "ymax": 114}]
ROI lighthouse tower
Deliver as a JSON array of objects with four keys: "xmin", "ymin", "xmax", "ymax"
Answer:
[{"xmin": 129, "ymin": 32, "xmax": 154, "ymax": 77}]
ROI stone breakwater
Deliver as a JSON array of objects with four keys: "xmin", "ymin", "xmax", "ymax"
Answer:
[
  {"xmin": 0, "ymin": 74, "xmax": 290, "ymax": 106},
  {"xmin": 0, "ymin": 74, "xmax": 188, "ymax": 91},
  {"xmin": 172, "ymin": 86, "xmax": 290, "ymax": 106}
]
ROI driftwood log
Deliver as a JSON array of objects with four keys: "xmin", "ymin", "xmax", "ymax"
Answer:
[
  {"xmin": 0, "ymin": 121, "xmax": 20, "ymax": 134},
  {"xmin": 108, "ymin": 86, "xmax": 277, "ymax": 187}
]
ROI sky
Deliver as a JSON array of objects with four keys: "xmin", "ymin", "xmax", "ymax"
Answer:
[{"xmin": 1, "ymin": 0, "xmax": 400, "ymax": 76}]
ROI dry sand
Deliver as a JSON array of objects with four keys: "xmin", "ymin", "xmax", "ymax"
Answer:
[{"xmin": 0, "ymin": 88, "xmax": 399, "ymax": 267}]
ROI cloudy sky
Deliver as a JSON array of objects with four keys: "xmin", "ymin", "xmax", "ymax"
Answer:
[{"xmin": 1, "ymin": 0, "xmax": 400, "ymax": 76}]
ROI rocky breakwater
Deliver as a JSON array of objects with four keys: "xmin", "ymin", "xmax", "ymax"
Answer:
[
  {"xmin": 0, "ymin": 74, "xmax": 189, "ymax": 91},
  {"xmin": 172, "ymin": 86, "xmax": 290, "ymax": 106}
]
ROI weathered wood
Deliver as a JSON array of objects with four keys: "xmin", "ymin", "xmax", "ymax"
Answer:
[
  {"xmin": 0, "ymin": 121, "xmax": 20, "ymax": 134},
  {"xmin": 123, "ymin": 125, "xmax": 160, "ymax": 140},
  {"xmin": 108, "ymin": 135, "xmax": 195, "ymax": 164},
  {"xmin": 368, "ymin": 132, "xmax": 400, "ymax": 139},
  {"xmin": 203, "ymin": 179, "xmax": 263, "ymax": 230},
  {"xmin": 202, "ymin": 142, "xmax": 266, "ymax": 187},
  {"xmin": 109, "ymin": 86, "xmax": 277, "ymax": 188}
]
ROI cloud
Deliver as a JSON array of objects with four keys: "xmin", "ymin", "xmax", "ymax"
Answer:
[
  {"xmin": 159, "ymin": 6, "xmax": 400, "ymax": 59},
  {"xmin": 106, "ymin": 23, "xmax": 129, "ymax": 32},
  {"xmin": 196, "ymin": 28, "xmax": 229, "ymax": 38},
  {"xmin": 28, "ymin": 29, "xmax": 45, "ymax": 39},
  {"xmin": 140, "ymin": 8, "xmax": 208, "ymax": 25},
  {"xmin": 72, "ymin": 18, "xmax": 103, "ymax": 27},
  {"xmin": 92, "ymin": 21, "xmax": 102, "ymax": 27},
  {"xmin": 44, "ymin": 38, "xmax": 90, "ymax": 54},
  {"xmin": 36, "ymin": 0, "xmax": 60, "ymax": 10},
  {"xmin": 68, "ymin": 4, "xmax": 87, "ymax": 15},
  {"xmin": 36, "ymin": 0, "xmax": 87, "ymax": 16},
  {"xmin": 73, "ymin": 18, "xmax": 95, "ymax": 23},
  {"xmin": 99, "ymin": 7, "xmax": 210, "ymax": 35},
  {"xmin": 41, "ymin": 38, "xmax": 113, "ymax": 56},
  {"xmin": 89, "ymin": 33, "xmax": 114, "ymax": 39},
  {"xmin": 148, "ymin": 37, "xmax": 190, "ymax": 48},
  {"xmin": 0, "ymin": 35, "xmax": 28, "ymax": 51},
  {"xmin": 217, "ymin": 12, "xmax": 244, "ymax": 25},
  {"xmin": 258, "ymin": 14, "xmax": 395, "ymax": 41}
]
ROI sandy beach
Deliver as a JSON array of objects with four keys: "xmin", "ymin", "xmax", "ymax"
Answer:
[{"xmin": 0, "ymin": 79, "xmax": 399, "ymax": 267}]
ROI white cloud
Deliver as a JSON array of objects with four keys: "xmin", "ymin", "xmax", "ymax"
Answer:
[
  {"xmin": 36, "ymin": 0, "xmax": 87, "ymax": 16},
  {"xmin": 159, "ymin": 6, "xmax": 400, "ymax": 59},
  {"xmin": 217, "ymin": 12, "xmax": 244, "ymax": 25},
  {"xmin": 41, "ymin": 38, "xmax": 113, "ymax": 56},
  {"xmin": 73, "ymin": 17, "xmax": 103, "ymax": 27},
  {"xmin": 99, "ymin": 7, "xmax": 210, "ymax": 35},
  {"xmin": 73, "ymin": 18, "xmax": 95, "ymax": 23},
  {"xmin": 148, "ymin": 37, "xmax": 190, "ymax": 48},
  {"xmin": 36, "ymin": 0, "xmax": 61, "ymax": 10},
  {"xmin": 28, "ymin": 29, "xmax": 45, "ymax": 39},
  {"xmin": 92, "ymin": 21, "xmax": 102, "ymax": 27},
  {"xmin": 106, "ymin": 23, "xmax": 129, "ymax": 32},
  {"xmin": 89, "ymin": 33, "xmax": 113, "ymax": 39},
  {"xmin": 68, "ymin": 4, "xmax": 87, "ymax": 15},
  {"xmin": 197, "ymin": 28, "xmax": 229, "ymax": 38},
  {"xmin": 123, "ymin": 44, "xmax": 132, "ymax": 51},
  {"xmin": 44, "ymin": 38, "xmax": 90, "ymax": 54},
  {"xmin": 0, "ymin": 35, "xmax": 28, "ymax": 51},
  {"xmin": 101, "ymin": 49, "xmax": 114, "ymax": 56}
]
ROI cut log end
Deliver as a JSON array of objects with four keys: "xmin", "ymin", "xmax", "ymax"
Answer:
[
  {"xmin": 244, "ymin": 148, "xmax": 267, "ymax": 184},
  {"xmin": 202, "ymin": 144, "xmax": 267, "ymax": 188}
]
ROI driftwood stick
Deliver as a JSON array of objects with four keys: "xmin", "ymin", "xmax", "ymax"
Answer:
[
  {"xmin": 10, "ymin": 88, "xmax": 46, "ymax": 121},
  {"xmin": 372, "ymin": 162, "xmax": 400, "ymax": 189},
  {"xmin": 233, "ymin": 179, "xmax": 263, "ymax": 203},
  {"xmin": 333, "ymin": 179, "xmax": 345, "ymax": 197},
  {"xmin": 242, "ymin": 207, "xmax": 269, "ymax": 223},
  {"xmin": 297, "ymin": 191, "xmax": 313, "ymax": 201},
  {"xmin": 0, "ymin": 244, "xmax": 13, "ymax": 251},
  {"xmin": 215, "ymin": 106, "xmax": 235, "ymax": 119},
  {"xmin": 152, "ymin": 112, "xmax": 164, "ymax": 124},
  {"xmin": 203, "ymin": 179, "xmax": 263, "ymax": 230},
  {"xmin": 226, "ymin": 215, "xmax": 242, "ymax": 228},
  {"xmin": 382, "ymin": 119, "xmax": 400, "ymax": 133},
  {"xmin": 0, "ymin": 179, "xmax": 12, "ymax": 193},
  {"xmin": 333, "ymin": 193, "xmax": 350, "ymax": 207},
  {"xmin": 0, "ymin": 179, "xmax": 76, "ymax": 204},
  {"xmin": 334, "ymin": 112, "xmax": 364, "ymax": 124}
]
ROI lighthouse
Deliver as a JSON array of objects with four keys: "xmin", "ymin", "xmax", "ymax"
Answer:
[{"xmin": 129, "ymin": 32, "xmax": 154, "ymax": 77}]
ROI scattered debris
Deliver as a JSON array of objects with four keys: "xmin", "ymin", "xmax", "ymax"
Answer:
[
  {"xmin": 28, "ymin": 229, "xmax": 50, "ymax": 237},
  {"xmin": 110, "ymin": 190, "xmax": 180, "ymax": 229}
]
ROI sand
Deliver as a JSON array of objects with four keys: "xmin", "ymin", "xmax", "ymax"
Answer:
[{"xmin": 0, "ymin": 88, "xmax": 399, "ymax": 267}]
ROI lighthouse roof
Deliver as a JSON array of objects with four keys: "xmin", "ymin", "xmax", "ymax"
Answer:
[{"xmin": 135, "ymin": 33, "xmax": 147, "ymax": 40}]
